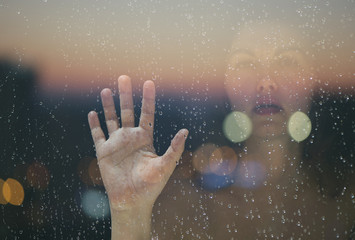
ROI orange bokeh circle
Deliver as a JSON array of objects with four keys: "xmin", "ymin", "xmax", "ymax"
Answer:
[
  {"xmin": 209, "ymin": 146, "xmax": 238, "ymax": 176},
  {"xmin": 78, "ymin": 156, "xmax": 103, "ymax": 186},
  {"xmin": 0, "ymin": 179, "xmax": 8, "ymax": 205},
  {"xmin": 3, "ymin": 178, "xmax": 24, "ymax": 206},
  {"xmin": 26, "ymin": 161, "xmax": 50, "ymax": 190},
  {"xmin": 192, "ymin": 143, "xmax": 218, "ymax": 174}
]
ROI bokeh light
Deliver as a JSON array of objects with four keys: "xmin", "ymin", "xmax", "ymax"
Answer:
[
  {"xmin": 78, "ymin": 156, "xmax": 103, "ymax": 186},
  {"xmin": 287, "ymin": 111, "xmax": 312, "ymax": 142},
  {"xmin": 223, "ymin": 111, "xmax": 253, "ymax": 143},
  {"xmin": 81, "ymin": 189, "xmax": 110, "ymax": 219},
  {"xmin": 234, "ymin": 159, "xmax": 267, "ymax": 189},
  {"xmin": 26, "ymin": 161, "xmax": 50, "ymax": 190},
  {"xmin": 209, "ymin": 146, "xmax": 238, "ymax": 176},
  {"xmin": 3, "ymin": 178, "xmax": 25, "ymax": 206},
  {"xmin": 0, "ymin": 179, "xmax": 8, "ymax": 205},
  {"xmin": 174, "ymin": 151, "xmax": 195, "ymax": 179},
  {"xmin": 88, "ymin": 158, "xmax": 103, "ymax": 186},
  {"xmin": 192, "ymin": 143, "xmax": 218, "ymax": 174}
]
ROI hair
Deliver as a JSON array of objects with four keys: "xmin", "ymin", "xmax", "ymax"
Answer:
[{"xmin": 303, "ymin": 91, "xmax": 355, "ymax": 197}]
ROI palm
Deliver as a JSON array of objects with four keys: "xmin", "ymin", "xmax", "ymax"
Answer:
[
  {"xmin": 98, "ymin": 128, "xmax": 164, "ymax": 208},
  {"xmin": 88, "ymin": 76, "xmax": 188, "ymax": 210}
]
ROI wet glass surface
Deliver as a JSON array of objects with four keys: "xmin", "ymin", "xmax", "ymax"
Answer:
[{"xmin": 1, "ymin": 1, "xmax": 355, "ymax": 239}]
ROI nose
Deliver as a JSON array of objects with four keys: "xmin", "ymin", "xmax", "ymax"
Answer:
[{"xmin": 256, "ymin": 77, "xmax": 278, "ymax": 93}]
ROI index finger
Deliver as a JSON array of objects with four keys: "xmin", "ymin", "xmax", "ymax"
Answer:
[{"xmin": 88, "ymin": 111, "xmax": 106, "ymax": 150}]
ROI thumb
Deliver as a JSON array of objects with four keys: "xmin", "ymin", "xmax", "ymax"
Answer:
[{"xmin": 162, "ymin": 129, "xmax": 189, "ymax": 174}]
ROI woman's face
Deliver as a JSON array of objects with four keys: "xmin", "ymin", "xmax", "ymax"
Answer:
[{"xmin": 225, "ymin": 24, "xmax": 315, "ymax": 139}]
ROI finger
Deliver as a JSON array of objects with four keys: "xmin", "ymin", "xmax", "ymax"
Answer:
[
  {"xmin": 161, "ymin": 129, "xmax": 189, "ymax": 175},
  {"xmin": 118, "ymin": 75, "xmax": 135, "ymax": 127},
  {"xmin": 88, "ymin": 111, "xmax": 106, "ymax": 150},
  {"xmin": 101, "ymin": 88, "xmax": 119, "ymax": 135},
  {"xmin": 139, "ymin": 80, "xmax": 155, "ymax": 135}
]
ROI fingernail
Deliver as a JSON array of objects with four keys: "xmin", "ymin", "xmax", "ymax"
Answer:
[{"xmin": 180, "ymin": 129, "xmax": 189, "ymax": 138}]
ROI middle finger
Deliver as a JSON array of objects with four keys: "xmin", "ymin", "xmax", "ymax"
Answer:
[
  {"xmin": 118, "ymin": 75, "xmax": 135, "ymax": 127},
  {"xmin": 101, "ymin": 88, "xmax": 119, "ymax": 135}
]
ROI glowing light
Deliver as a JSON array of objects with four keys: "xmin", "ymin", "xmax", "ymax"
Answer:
[
  {"xmin": 81, "ymin": 189, "xmax": 110, "ymax": 219},
  {"xmin": 198, "ymin": 173, "xmax": 234, "ymax": 190},
  {"xmin": 234, "ymin": 160, "xmax": 266, "ymax": 189},
  {"xmin": 287, "ymin": 111, "xmax": 312, "ymax": 142},
  {"xmin": 26, "ymin": 161, "xmax": 50, "ymax": 190},
  {"xmin": 88, "ymin": 158, "xmax": 103, "ymax": 186},
  {"xmin": 223, "ymin": 111, "xmax": 252, "ymax": 143},
  {"xmin": 0, "ymin": 179, "xmax": 8, "ymax": 205},
  {"xmin": 192, "ymin": 143, "xmax": 218, "ymax": 174},
  {"xmin": 78, "ymin": 156, "xmax": 103, "ymax": 186},
  {"xmin": 3, "ymin": 178, "xmax": 24, "ymax": 206},
  {"xmin": 209, "ymin": 146, "xmax": 238, "ymax": 176}
]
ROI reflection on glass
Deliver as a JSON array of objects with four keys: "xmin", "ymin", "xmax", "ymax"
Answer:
[{"xmin": 151, "ymin": 21, "xmax": 354, "ymax": 239}]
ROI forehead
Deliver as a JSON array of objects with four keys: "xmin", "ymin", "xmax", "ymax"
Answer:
[{"xmin": 231, "ymin": 23, "xmax": 305, "ymax": 53}]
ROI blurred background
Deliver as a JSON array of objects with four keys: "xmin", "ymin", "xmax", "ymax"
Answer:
[{"xmin": 1, "ymin": 0, "xmax": 354, "ymax": 239}]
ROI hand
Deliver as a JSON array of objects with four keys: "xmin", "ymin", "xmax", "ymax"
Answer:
[{"xmin": 88, "ymin": 75, "xmax": 188, "ymax": 211}]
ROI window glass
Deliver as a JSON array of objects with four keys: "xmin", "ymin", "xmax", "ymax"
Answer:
[{"xmin": 1, "ymin": 0, "xmax": 354, "ymax": 239}]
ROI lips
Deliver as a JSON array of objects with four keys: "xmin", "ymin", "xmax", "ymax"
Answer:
[{"xmin": 253, "ymin": 97, "xmax": 283, "ymax": 115}]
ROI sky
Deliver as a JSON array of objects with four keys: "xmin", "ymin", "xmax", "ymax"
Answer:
[{"xmin": 1, "ymin": 0, "xmax": 354, "ymax": 95}]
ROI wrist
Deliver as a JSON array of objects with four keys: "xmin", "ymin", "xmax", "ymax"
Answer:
[
  {"xmin": 110, "ymin": 204, "xmax": 153, "ymax": 240},
  {"xmin": 110, "ymin": 204, "xmax": 153, "ymax": 222}
]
